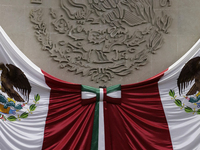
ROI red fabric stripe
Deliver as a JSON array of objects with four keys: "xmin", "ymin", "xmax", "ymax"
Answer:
[
  {"xmin": 103, "ymin": 88, "xmax": 107, "ymax": 101},
  {"xmin": 41, "ymin": 71, "xmax": 94, "ymax": 150},
  {"xmin": 104, "ymin": 69, "xmax": 173, "ymax": 150},
  {"xmin": 41, "ymin": 69, "xmax": 172, "ymax": 150}
]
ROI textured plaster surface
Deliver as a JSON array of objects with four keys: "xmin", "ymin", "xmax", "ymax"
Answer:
[{"xmin": 0, "ymin": 0, "xmax": 199, "ymax": 87}]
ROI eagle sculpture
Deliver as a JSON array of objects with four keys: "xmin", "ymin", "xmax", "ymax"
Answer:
[
  {"xmin": 0, "ymin": 63, "xmax": 31, "ymax": 102},
  {"xmin": 177, "ymin": 57, "xmax": 200, "ymax": 96},
  {"xmin": 87, "ymin": 0, "xmax": 152, "ymax": 27},
  {"xmin": 60, "ymin": 0, "xmax": 150, "ymax": 27}
]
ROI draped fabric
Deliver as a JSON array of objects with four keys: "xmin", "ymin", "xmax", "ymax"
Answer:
[
  {"xmin": 41, "ymin": 72, "xmax": 94, "ymax": 150},
  {"xmin": 1, "ymin": 25, "xmax": 200, "ymax": 150},
  {"xmin": 158, "ymin": 40, "xmax": 200, "ymax": 150},
  {"xmin": 119, "ymin": 71, "xmax": 172, "ymax": 150},
  {"xmin": 0, "ymin": 27, "xmax": 51, "ymax": 150}
]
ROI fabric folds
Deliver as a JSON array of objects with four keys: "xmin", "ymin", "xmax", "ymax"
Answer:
[{"xmin": 1, "ymin": 25, "xmax": 200, "ymax": 150}]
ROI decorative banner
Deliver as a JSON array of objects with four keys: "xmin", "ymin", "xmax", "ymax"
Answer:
[
  {"xmin": 81, "ymin": 85, "xmax": 121, "ymax": 150},
  {"xmin": 158, "ymin": 41, "xmax": 200, "ymax": 150},
  {"xmin": 1, "ymin": 26, "xmax": 200, "ymax": 149}
]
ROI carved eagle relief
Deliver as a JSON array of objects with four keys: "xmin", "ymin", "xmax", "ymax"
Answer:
[
  {"xmin": 177, "ymin": 57, "xmax": 200, "ymax": 96},
  {"xmin": 88, "ymin": 0, "xmax": 148, "ymax": 27},
  {"xmin": 0, "ymin": 63, "xmax": 31, "ymax": 102},
  {"xmin": 30, "ymin": 0, "xmax": 172, "ymax": 83},
  {"xmin": 60, "ymin": 0, "xmax": 152, "ymax": 27}
]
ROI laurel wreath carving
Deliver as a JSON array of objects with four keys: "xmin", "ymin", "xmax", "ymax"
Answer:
[{"xmin": 29, "ymin": 0, "xmax": 173, "ymax": 83}]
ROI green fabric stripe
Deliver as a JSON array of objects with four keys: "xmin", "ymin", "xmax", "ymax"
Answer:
[
  {"xmin": 82, "ymin": 84, "xmax": 119, "ymax": 150},
  {"xmin": 82, "ymin": 85, "xmax": 97, "ymax": 93},
  {"xmin": 107, "ymin": 84, "xmax": 121, "ymax": 94},
  {"xmin": 91, "ymin": 101, "xmax": 99, "ymax": 150},
  {"xmin": 90, "ymin": 88, "xmax": 100, "ymax": 150}
]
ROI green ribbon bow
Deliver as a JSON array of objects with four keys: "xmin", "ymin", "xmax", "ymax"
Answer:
[{"xmin": 81, "ymin": 84, "xmax": 121, "ymax": 150}]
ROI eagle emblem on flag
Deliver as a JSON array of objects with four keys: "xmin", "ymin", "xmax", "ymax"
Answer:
[
  {"xmin": 0, "ymin": 63, "xmax": 40, "ymax": 121},
  {"xmin": 169, "ymin": 57, "xmax": 200, "ymax": 114}
]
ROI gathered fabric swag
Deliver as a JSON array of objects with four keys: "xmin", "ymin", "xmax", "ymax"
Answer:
[{"xmin": 1, "ymin": 26, "xmax": 200, "ymax": 150}]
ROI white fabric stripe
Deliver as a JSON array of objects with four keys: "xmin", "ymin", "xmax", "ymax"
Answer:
[
  {"xmin": 107, "ymin": 90, "xmax": 121, "ymax": 98},
  {"xmin": 0, "ymin": 26, "xmax": 51, "ymax": 150},
  {"xmin": 81, "ymin": 91, "xmax": 96, "ymax": 99},
  {"xmin": 99, "ymin": 88, "xmax": 104, "ymax": 101},
  {"xmin": 158, "ymin": 39, "xmax": 200, "ymax": 150},
  {"xmin": 98, "ymin": 88, "xmax": 105, "ymax": 150}
]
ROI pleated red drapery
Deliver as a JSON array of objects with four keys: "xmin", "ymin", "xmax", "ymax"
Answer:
[
  {"xmin": 105, "ymin": 69, "xmax": 172, "ymax": 150},
  {"xmin": 42, "ymin": 71, "xmax": 94, "ymax": 150},
  {"xmin": 42, "ymin": 69, "xmax": 172, "ymax": 150}
]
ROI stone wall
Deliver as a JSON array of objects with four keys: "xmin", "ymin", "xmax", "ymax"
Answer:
[{"xmin": 0, "ymin": 0, "xmax": 199, "ymax": 87}]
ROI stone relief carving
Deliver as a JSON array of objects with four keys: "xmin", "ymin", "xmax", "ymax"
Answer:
[
  {"xmin": 31, "ymin": 0, "xmax": 42, "ymax": 4},
  {"xmin": 30, "ymin": 0, "xmax": 173, "ymax": 83},
  {"xmin": 160, "ymin": 0, "xmax": 171, "ymax": 7}
]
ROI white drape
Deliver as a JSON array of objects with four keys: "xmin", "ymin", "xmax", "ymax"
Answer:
[
  {"xmin": 0, "ymin": 27, "xmax": 50, "ymax": 150},
  {"xmin": 159, "ymin": 39, "xmax": 200, "ymax": 150}
]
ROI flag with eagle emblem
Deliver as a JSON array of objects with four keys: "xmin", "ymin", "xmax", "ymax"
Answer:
[{"xmin": 1, "ymin": 25, "xmax": 200, "ymax": 150}]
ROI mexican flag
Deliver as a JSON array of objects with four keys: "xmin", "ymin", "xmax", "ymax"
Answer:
[{"xmin": 1, "ymin": 26, "xmax": 200, "ymax": 150}]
